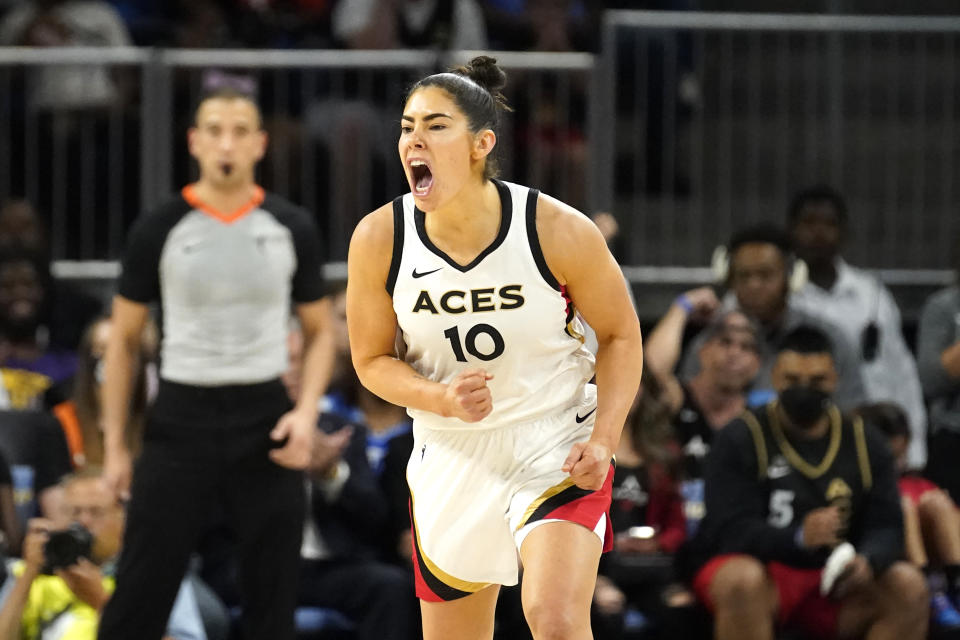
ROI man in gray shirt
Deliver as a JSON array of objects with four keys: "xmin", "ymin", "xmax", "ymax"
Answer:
[
  {"xmin": 679, "ymin": 225, "xmax": 867, "ymax": 411},
  {"xmin": 98, "ymin": 87, "xmax": 336, "ymax": 640}
]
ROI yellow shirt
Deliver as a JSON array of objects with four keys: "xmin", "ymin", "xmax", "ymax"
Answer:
[{"xmin": 10, "ymin": 561, "xmax": 115, "ymax": 640}]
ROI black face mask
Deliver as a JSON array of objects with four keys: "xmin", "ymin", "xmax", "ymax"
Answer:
[{"xmin": 779, "ymin": 385, "xmax": 830, "ymax": 429}]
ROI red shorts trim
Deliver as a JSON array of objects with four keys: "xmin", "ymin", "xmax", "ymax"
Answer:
[
  {"xmin": 523, "ymin": 463, "xmax": 615, "ymax": 552},
  {"xmin": 693, "ymin": 554, "xmax": 840, "ymax": 638}
]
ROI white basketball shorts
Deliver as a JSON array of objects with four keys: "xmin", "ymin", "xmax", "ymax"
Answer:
[{"xmin": 406, "ymin": 385, "xmax": 614, "ymax": 602}]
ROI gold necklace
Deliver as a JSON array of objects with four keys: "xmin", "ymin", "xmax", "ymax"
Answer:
[{"xmin": 768, "ymin": 401, "xmax": 842, "ymax": 479}]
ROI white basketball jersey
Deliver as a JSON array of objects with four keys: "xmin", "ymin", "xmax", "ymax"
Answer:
[{"xmin": 388, "ymin": 179, "xmax": 595, "ymax": 431}]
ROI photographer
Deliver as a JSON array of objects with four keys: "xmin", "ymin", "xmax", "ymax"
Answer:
[{"xmin": 0, "ymin": 470, "xmax": 205, "ymax": 640}]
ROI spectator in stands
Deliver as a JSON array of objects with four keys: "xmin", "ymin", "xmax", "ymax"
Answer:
[
  {"xmin": 645, "ymin": 296, "xmax": 761, "ymax": 478},
  {"xmin": 917, "ymin": 252, "xmax": 960, "ymax": 505},
  {"xmin": 489, "ymin": 1, "xmax": 593, "ymax": 210},
  {"xmin": 332, "ymin": 0, "xmax": 486, "ymax": 50},
  {"xmin": 283, "ymin": 324, "xmax": 419, "ymax": 640},
  {"xmin": 788, "ymin": 185, "xmax": 927, "ymax": 470},
  {"xmin": 0, "ymin": 448, "xmax": 21, "ymax": 559},
  {"xmin": 302, "ymin": 0, "xmax": 488, "ymax": 235},
  {"xmin": 482, "ymin": 0, "xmax": 600, "ymax": 51},
  {"xmin": 371, "ymin": 396, "xmax": 415, "ymax": 566},
  {"xmin": 0, "ymin": 250, "xmax": 77, "ymax": 410},
  {"xmin": 0, "ymin": 4, "xmax": 138, "ymax": 260},
  {"xmin": 0, "ymin": 409, "xmax": 71, "ymax": 530},
  {"xmin": 597, "ymin": 372, "xmax": 688, "ymax": 640},
  {"xmin": 0, "ymin": 0, "xmax": 132, "ymax": 110},
  {"xmin": 103, "ymin": 0, "xmax": 173, "ymax": 45},
  {"xmin": 224, "ymin": 0, "xmax": 333, "ymax": 48},
  {"xmin": 0, "ymin": 468, "xmax": 206, "ymax": 640},
  {"xmin": 679, "ymin": 224, "xmax": 867, "ymax": 411},
  {"xmin": 291, "ymin": 285, "xmax": 415, "ymax": 568},
  {"xmin": 317, "ymin": 287, "xmax": 415, "ymax": 566},
  {"xmin": 0, "ymin": 201, "xmax": 46, "ymax": 257},
  {"xmin": 0, "ymin": 201, "xmax": 102, "ymax": 351},
  {"xmin": 52, "ymin": 316, "xmax": 156, "ymax": 469},
  {"xmin": 683, "ymin": 326, "xmax": 926, "ymax": 640},
  {"xmin": 855, "ymin": 401, "xmax": 960, "ymax": 628}
]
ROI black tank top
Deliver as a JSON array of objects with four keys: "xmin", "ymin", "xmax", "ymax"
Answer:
[
  {"xmin": 742, "ymin": 402, "xmax": 872, "ymax": 542},
  {"xmin": 674, "ymin": 384, "xmax": 713, "ymax": 479}
]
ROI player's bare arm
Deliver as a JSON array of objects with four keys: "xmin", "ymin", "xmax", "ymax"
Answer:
[
  {"xmin": 538, "ymin": 194, "xmax": 643, "ymax": 488},
  {"xmin": 347, "ymin": 205, "xmax": 492, "ymax": 422}
]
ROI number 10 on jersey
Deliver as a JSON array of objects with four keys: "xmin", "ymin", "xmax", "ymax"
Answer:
[{"xmin": 443, "ymin": 324, "xmax": 505, "ymax": 362}]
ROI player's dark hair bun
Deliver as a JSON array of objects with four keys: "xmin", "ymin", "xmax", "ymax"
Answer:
[
  {"xmin": 406, "ymin": 57, "xmax": 512, "ymax": 180},
  {"xmin": 457, "ymin": 56, "xmax": 507, "ymax": 96}
]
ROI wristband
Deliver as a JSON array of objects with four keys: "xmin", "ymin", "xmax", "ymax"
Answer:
[{"xmin": 675, "ymin": 295, "xmax": 693, "ymax": 315}]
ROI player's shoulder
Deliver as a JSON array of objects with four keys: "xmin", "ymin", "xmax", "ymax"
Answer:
[
  {"xmin": 532, "ymin": 189, "xmax": 591, "ymax": 231},
  {"xmin": 531, "ymin": 190, "xmax": 606, "ymax": 271},
  {"xmin": 534, "ymin": 191, "xmax": 604, "ymax": 248},
  {"xmin": 351, "ymin": 201, "xmax": 397, "ymax": 255}
]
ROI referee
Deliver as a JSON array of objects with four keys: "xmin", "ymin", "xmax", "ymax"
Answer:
[{"xmin": 98, "ymin": 87, "xmax": 335, "ymax": 640}]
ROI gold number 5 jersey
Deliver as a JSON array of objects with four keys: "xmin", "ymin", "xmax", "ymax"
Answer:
[{"xmin": 388, "ymin": 179, "xmax": 596, "ymax": 431}]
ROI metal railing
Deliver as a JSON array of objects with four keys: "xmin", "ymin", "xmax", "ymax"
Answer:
[
  {"xmin": 0, "ymin": 47, "xmax": 149, "ymax": 260},
  {"xmin": 593, "ymin": 11, "xmax": 960, "ymax": 271},
  {"xmin": 3, "ymin": 14, "xmax": 960, "ymax": 283},
  {"xmin": 0, "ymin": 47, "xmax": 592, "ymax": 262}
]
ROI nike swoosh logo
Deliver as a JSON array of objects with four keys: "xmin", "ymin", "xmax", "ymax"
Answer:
[
  {"xmin": 412, "ymin": 267, "xmax": 442, "ymax": 278},
  {"xmin": 575, "ymin": 407, "xmax": 597, "ymax": 423}
]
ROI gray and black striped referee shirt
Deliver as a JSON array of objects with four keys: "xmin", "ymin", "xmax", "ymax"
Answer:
[{"xmin": 118, "ymin": 185, "xmax": 324, "ymax": 386}]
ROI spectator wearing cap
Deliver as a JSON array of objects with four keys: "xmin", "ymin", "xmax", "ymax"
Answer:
[{"xmin": 788, "ymin": 185, "xmax": 927, "ymax": 469}]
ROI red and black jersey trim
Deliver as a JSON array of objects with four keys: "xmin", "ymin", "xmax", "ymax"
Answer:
[
  {"xmin": 525, "ymin": 187, "xmax": 561, "ymax": 291},
  {"xmin": 560, "ymin": 285, "xmax": 584, "ymax": 340},
  {"xmin": 386, "ymin": 197, "xmax": 405, "ymax": 296}
]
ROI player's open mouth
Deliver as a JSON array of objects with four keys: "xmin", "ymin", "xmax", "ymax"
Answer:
[
  {"xmin": 410, "ymin": 160, "xmax": 433, "ymax": 196},
  {"xmin": 221, "ymin": 162, "xmax": 233, "ymax": 176}
]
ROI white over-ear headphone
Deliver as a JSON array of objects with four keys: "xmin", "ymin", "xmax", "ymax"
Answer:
[{"xmin": 710, "ymin": 245, "xmax": 809, "ymax": 293}]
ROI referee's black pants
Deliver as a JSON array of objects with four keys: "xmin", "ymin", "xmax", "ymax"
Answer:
[{"xmin": 98, "ymin": 379, "xmax": 305, "ymax": 640}]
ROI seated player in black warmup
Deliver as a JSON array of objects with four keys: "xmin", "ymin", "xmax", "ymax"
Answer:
[{"xmin": 683, "ymin": 325, "xmax": 927, "ymax": 640}]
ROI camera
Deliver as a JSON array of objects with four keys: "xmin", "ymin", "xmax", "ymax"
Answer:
[{"xmin": 41, "ymin": 523, "xmax": 93, "ymax": 575}]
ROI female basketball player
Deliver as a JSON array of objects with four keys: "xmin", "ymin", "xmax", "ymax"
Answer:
[{"xmin": 346, "ymin": 56, "xmax": 643, "ymax": 640}]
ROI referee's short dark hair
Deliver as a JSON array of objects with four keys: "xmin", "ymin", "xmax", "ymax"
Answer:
[
  {"xmin": 777, "ymin": 325, "xmax": 834, "ymax": 358},
  {"xmin": 194, "ymin": 75, "xmax": 261, "ymax": 127},
  {"xmin": 787, "ymin": 185, "xmax": 848, "ymax": 228}
]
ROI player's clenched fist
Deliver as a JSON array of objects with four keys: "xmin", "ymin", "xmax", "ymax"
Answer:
[
  {"xmin": 562, "ymin": 440, "xmax": 612, "ymax": 490},
  {"xmin": 442, "ymin": 368, "xmax": 494, "ymax": 422}
]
